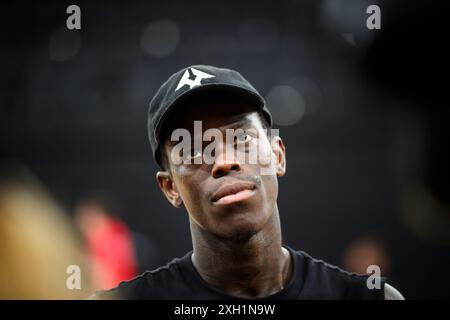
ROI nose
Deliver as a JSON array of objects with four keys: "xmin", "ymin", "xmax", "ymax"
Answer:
[{"xmin": 211, "ymin": 149, "xmax": 241, "ymax": 178}]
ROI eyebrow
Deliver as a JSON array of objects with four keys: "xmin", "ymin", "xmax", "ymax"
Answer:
[
  {"xmin": 165, "ymin": 116, "xmax": 256, "ymax": 147},
  {"xmin": 224, "ymin": 117, "xmax": 255, "ymax": 130}
]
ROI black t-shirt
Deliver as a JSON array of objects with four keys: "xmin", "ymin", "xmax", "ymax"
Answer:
[{"xmin": 94, "ymin": 245, "xmax": 385, "ymax": 300}]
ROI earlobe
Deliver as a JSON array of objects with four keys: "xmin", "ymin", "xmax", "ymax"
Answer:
[
  {"xmin": 175, "ymin": 198, "xmax": 184, "ymax": 208},
  {"xmin": 156, "ymin": 171, "xmax": 183, "ymax": 208}
]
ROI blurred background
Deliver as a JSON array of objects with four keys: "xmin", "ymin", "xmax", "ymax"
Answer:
[{"xmin": 1, "ymin": 0, "xmax": 449, "ymax": 299}]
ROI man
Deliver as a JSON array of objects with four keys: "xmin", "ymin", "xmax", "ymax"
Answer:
[{"xmin": 93, "ymin": 65, "xmax": 404, "ymax": 300}]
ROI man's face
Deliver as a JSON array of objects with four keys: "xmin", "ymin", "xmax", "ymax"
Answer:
[{"xmin": 156, "ymin": 96, "xmax": 286, "ymax": 240}]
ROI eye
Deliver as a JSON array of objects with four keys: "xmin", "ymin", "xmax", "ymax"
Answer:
[
  {"xmin": 235, "ymin": 132, "xmax": 253, "ymax": 144},
  {"xmin": 183, "ymin": 149, "xmax": 202, "ymax": 161}
]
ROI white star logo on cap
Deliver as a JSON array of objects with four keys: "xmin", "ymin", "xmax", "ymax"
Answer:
[{"xmin": 175, "ymin": 68, "xmax": 215, "ymax": 91}]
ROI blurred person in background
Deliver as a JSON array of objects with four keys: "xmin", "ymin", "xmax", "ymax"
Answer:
[
  {"xmin": 343, "ymin": 237, "xmax": 391, "ymax": 276},
  {"xmin": 0, "ymin": 163, "xmax": 92, "ymax": 299},
  {"xmin": 74, "ymin": 193, "xmax": 139, "ymax": 291}
]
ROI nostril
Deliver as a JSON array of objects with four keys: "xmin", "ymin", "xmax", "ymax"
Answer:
[
  {"xmin": 212, "ymin": 163, "xmax": 241, "ymax": 178},
  {"xmin": 214, "ymin": 169, "xmax": 224, "ymax": 178},
  {"xmin": 230, "ymin": 164, "xmax": 240, "ymax": 171}
]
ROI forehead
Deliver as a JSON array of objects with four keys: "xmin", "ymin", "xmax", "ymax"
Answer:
[{"xmin": 162, "ymin": 93, "xmax": 262, "ymax": 134}]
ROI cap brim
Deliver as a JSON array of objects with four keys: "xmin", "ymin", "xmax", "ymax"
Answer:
[{"xmin": 154, "ymin": 83, "xmax": 266, "ymax": 142}]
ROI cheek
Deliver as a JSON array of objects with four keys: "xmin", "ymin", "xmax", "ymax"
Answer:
[
  {"xmin": 177, "ymin": 183, "xmax": 200, "ymax": 210},
  {"xmin": 260, "ymin": 173, "xmax": 278, "ymax": 206},
  {"xmin": 173, "ymin": 169, "xmax": 208, "ymax": 216},
  {"xmin": 253, "ymin": 138, "xmax": 278, "ymax": 175}
]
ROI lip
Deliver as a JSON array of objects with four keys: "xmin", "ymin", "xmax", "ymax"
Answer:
[{"xmin": 211, "ymin": 181, "xmax": 256, "ymax": 205}]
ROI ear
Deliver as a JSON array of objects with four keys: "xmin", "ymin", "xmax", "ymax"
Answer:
[
  {"xmin": 271, "ymin": 136, "xmax": 286, "ymax": 177},
  {"xmin": 156, "ymin": 171, "xmax": 184, "ymax": 208}
]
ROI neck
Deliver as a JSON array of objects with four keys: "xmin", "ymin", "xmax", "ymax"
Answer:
[{"xmin": 190, "ymin": 205, "xmax": 292, "ymax": 298}]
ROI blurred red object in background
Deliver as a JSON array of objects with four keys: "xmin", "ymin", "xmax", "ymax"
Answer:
[{"xmin": 75, "ymin": 195, "xmax": 138, "ymax": 290}]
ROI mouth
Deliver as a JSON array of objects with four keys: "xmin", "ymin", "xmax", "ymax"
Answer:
[{"xmin": 211, "ymin": 181, "xmax": 256, "ymax": 206}]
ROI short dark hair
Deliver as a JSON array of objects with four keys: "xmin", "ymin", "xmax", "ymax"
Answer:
[{"xmin": 158, "ymin": 110, "xmax": 271, "ymax": 171}]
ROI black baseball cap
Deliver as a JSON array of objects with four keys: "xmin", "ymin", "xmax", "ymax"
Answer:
[{"xmin": 147, "ymin": 65, "xmax": 273, "ymax": 168}]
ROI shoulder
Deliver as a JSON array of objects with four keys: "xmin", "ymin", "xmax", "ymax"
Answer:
[
  {"xmin": 90, "ymin": 254, "xmax": 187, "ymax": 300},
  {"xmin": 298, "ymin": 249, "xmax": 370, "ymax": 281},
  {"xmin": 294, "ymin": 249, "xmax": 386, "ymax": 299},
  {"xmin": 91, "ymin": 272, "xmax": 152, "ymax": 300},
  {"xmin": 384, "ymin": 283, "xmax": 405, "ymax": 300}
]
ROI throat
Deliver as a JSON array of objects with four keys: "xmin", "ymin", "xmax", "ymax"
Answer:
[{"xmin": 191, "ymin": 242, "xmax": 293, "ymax": 299}]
